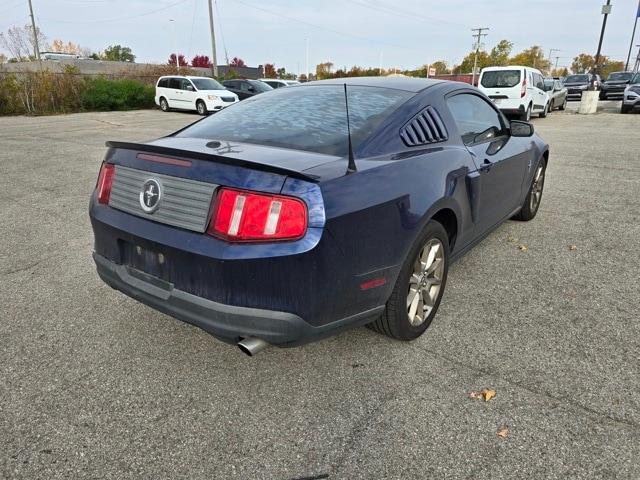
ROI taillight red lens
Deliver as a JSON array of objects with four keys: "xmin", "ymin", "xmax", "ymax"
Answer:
[
  {"xmin": 521, "ymin": 78, "xmax": 527, "ymax": 98},
  {"xmin": 96, "ymin": 163, "xmax": 115, "ymax": 204},
  {"xmin": 208, "ymin": 188, "xmax": 308, "ymax": 242}
]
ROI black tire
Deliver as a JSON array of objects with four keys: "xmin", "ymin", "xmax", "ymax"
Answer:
[
  {"xmin": 368, "ymin": 220, "xmax": 449, "ymax": 341},
  {"xmin": 196, "ymin": 100, "xmax": 208, "ymax": 116},
  {"xmin": 559, "ymin": 97, "xmax": 567, "ymax": 111},
  {"xmin": 159, "ymin": 97, "xmax": 169, "ymax": 112},
  {"xmin": 520, "ymin": 104, "xmax": 532, "ymax": 121},
  {"xmin": 513, "ymin": 158, "xmax": 546, "ymax": 221},
  {"xmin": 599, "ymin": 91, "xmax": 606, "ymax": 101},
  {"xmin": 621, "ymin": 104, "xmax": 631, "ymax": 114},
  {"xmin": 539, "ymin": 102, "xmax": 549, "ymax": 118}
]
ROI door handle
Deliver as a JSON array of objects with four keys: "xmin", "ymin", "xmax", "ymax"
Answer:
[{"xmin": 479, "ymin": 159, "xmax": 492, "ymax": 173}]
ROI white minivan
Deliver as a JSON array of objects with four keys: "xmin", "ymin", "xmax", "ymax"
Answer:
[
  {"xmin": 478, "ymin": 66, "xmax": 550, "ymax": 121},
  {"xmin": 155, "ymin": 76, "xmax": 239, "ymax": 115}
]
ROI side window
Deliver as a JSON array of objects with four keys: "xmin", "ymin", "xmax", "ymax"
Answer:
[
  {"xmin": 535, "ymin": 74, "xmax": 544, "ymax": 91},
  {"xmin": 168, "ymin": 78, "xmax": 181, "ymax": 89},
  {"xmin": 181, "ymin": 79, "xmax": 193, "ymax": 91},
  {"xmin": 157, "ymin": 78, "xmax": 168, "ymax": 88},
  {"xmin": 240, "ymin": 82, "xmax": 252, "ymax": 92},
  {"xmin": 446, "ymin": 93, "xmax": 504, "ymax": 145}
]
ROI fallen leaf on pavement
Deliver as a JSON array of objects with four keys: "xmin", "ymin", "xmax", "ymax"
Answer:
[
  {"xmin": 497, "ymin": 426, "xmax": 509, "ymax": 438},
  {"xmin": 469, "ymin": 388, "xmax": 497, "ymax": 402},
  {"xmin": 507, "ymin": 235, "xmax": 518, "ymax": 243},
  {"xmin": 518, "ymin": 245, "xmax": 528, "ymax": 252},
  {"xmin": 568, "ymin": 245, "xmax": 577, "ymax": 251}
]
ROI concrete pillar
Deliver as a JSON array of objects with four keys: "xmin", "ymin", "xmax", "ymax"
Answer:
[{"xmin": 578, "ymin": 90, "xmax": 599, "ymax": 114}]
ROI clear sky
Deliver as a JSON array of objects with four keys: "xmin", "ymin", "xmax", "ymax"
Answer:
[{"xmin": 2, "ymin": 0, "xmax": 639, "ymax": 73}]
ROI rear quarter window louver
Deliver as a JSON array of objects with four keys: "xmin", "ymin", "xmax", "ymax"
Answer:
[{"xmin": 400, "ymin": 106, "xmax": 448, "ymax": 147}]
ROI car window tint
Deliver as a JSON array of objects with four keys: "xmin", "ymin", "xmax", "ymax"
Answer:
[
  {"xmin": 168, "ymin": 78, "xmax": 181, "ymax": 89},
  {"xmin": 481, "ymin": 70, "xmax": 521, "ymax": 88},
  {"xmin": 180, "ymin": 79, "xmax": 193, "ymax": 90},
  {"xmin": 447, "ymin": 93, "xmax": 503, "ymax": 145},
  {"xmin": 177, "ymin": 85, "xmax": 412, "ymax": 156},
  {"xmin": 157, "ymin": 78, "xmax": 168, "ymax": 88},
  {"xmin": 191, "ymin": 77, "xmax": 224, "ymax": 90}
]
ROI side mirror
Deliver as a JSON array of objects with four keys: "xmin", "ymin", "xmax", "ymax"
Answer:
[
  {"xmin": 186, "ymin": 85, "xmax": 194, "ymax": 91},
  {"xmin": 510, "ymin": 120, "xmax": 534, "ymax": 137},
  {"xmin": 248, "ymin": 86, "xmax": 255, "ymax": 92}
]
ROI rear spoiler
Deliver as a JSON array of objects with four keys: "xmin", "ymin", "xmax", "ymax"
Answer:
[{"xmin": 105, "ymin": 141, "xmax": 320, "ymax": 182}]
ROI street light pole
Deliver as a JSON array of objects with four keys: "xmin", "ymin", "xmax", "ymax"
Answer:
[
  {"xmin": 592, "ymin": 0, "xmax": 612, "ymax": 89},
  {"xmin": 625, "ymin": 0, "xmax": 640, "ymax": 71}
]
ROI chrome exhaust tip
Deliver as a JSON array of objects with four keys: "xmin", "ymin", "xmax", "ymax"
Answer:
[{"xmin": 237, "ymin": 337, "xmax": 269, "ymax": 356}]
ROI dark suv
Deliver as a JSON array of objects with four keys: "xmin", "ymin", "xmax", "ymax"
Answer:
[
  {"xmin": 222, "ymin": 79, "xmax": 272, "ymax": 100},
  {"xmin": 600, "ymin": 72, "xmax": 635, "ymax": 100},
  {"xmin": 564, "ymin": 73, "xmax": 601, "ymax": 101}
]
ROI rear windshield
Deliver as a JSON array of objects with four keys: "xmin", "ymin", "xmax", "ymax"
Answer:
[
  {"xmin": 481, "ymin": 70, "xmax": 521, "ymax": 88},
  {"xmin": 565, "ymin": 74, "xmax": 589, "ymax": 83},
  {"xmin": 177, "ymin": 85, "xmax": 413, "ymax": 156},
  {"xmin": 607, "ymin": 72, "xmax": 633, "ymax": 81},
  {"xmin": 191, "ymin": 78, "xmax": 224, "ymax": 90}
]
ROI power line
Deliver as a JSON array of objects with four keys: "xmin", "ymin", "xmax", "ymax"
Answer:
[
  {"xmin": 231, "ymin": 0, "xmax": 419, "ymax": 52},
  {"xmin": 344, "ymin": 0, "xmax": 472, "ymax": 29},
  {"xmin": 41, "ymin": 0, "xmax": 192, "ymax": 24}
]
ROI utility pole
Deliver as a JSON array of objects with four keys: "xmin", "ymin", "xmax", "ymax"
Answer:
[
  {"xmin": 547, "ymin": 48, "xmax": 560, "ymax": 73},
  {"xmin": 625, "ymin": 0, "xmax": 640, "ymax": 71},
  {"xmin": 634, "ymin": 44, "xmax": 640, "ymax": 72},
  {"xmin": 305, "ymin": 38, "xmax": 309, "ymax": 81},
  {"xmin": 471, "ymin": 27, "xmax": 489, "ymax": 86},
  {"xmin": 592, "ymin": 0, "xmax": 612, "ymax": 89},
  {"xmin": 207, "ymin": 0, "xmax": 218, "ymax": 77},
  {"xmin": 27, "ymin": 0, "xmax": 41, "ymax": 62},
  {"xmin": 554, "ymin": 56, "xmax": 561, "ymax": 71}
]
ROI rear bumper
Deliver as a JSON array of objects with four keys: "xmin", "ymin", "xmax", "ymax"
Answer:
[
  {"xmin": 94, "ymin": 252, "xmax": 383, "ymax": 346},
  {"xmin": 490, "ymin": 98, "xmax": 525, "ymax": 116}
]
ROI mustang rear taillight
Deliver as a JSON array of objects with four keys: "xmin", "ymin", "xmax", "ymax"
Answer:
[
  {"xmin": 96, "ymin": 163, "xmax": 115, "ymax": 205},
  {"xmin": 208, "ymin": 188, "xmax": 308, "ymax": 242},
  {"xmin": 521, "ymin": 78, "xmax": 527, "ymax": 98}
]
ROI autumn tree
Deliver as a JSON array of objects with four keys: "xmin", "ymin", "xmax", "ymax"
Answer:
[
  {"xmin": 429, "ymin": 60, "xmax": 450, "ymax": 74},
  {"xmin": 571, "ymin": 53, "xmax": 595, "ymax": 73},
  {"xmin": 510, "ymin": 46, "xmax": 549, "ymax": 72},
  {"xmin": 102, "ymin": 44, "xmax": 135, "ymax": 62},
  {"xmin": 191, "ymin": 55, "xmax": 211, "ymax": 68},
  {"xmin": 600, "ymin": 60, "xmax": 625, "ymax": 79},
  {"xmin": 47, "ymin": 39, "xmax": 90, "ymax": 56},
  {"xmin": 0, "ymin": 24, "xmax": 46, "ymax": 61},
  {"xmin": 315, "ymin": 61, "xmax": 334, "ymax": 79},
  {"xmin": 489, "ymin": 40, "xmax": 513, "ymax": 66},
  {"xmin": 551, "ymin": 67, "xmax": 569, "ymax": 77},
  {"xmin": 264, "ymin": 63, "xmax": 276, "ymax": 77},
  {"xmin": 453, "ymin": 50, "xmax": 491, "ymax": 74},
  {"xmin": 168, "ymin": 53, "xmax": 188, "ymax": 67},
  {"xmin": 276, "ymin": 67, "xmax": 296, "ymax": 80},
  {"xmin": 229, "ymin": 57, "xmax": 246, "ymax": 67}
]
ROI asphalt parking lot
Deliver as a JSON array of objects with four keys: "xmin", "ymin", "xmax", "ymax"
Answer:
[{"xmin": 1, "ymin": 101, "xmax": 639, "ymax": 479}]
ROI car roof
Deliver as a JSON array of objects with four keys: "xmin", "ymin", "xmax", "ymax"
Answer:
[
  {"xmin": 305, "ymin": 76, "xmax": 442, "ymax": 92},
  {"xmin": 481, "ymin": 65, "xmax": 539, "ymax": 72}
]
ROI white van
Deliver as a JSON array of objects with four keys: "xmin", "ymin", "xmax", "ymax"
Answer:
[
  {"xmin": 155, "ymin": 76, "xmax": 239, "ymax": 115},
  {"xmin": 478, "ymin": 66, "xmax": 550, "ymax": 121}
]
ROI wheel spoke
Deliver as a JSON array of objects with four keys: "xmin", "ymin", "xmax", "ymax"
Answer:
[
  {"xmin": 408, "ymin": 288, "xmax": 420, "ymax": 317},
  {"xmin": 426, "ymin": 257, "xmax": 442, "ymax": 275}
]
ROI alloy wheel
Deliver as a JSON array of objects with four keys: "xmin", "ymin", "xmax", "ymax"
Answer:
[
  {"xmin": 530, "ymin": 164, "xmax": 545, "ymax": 212},
  {"xmin": 407, "ymin": 239, "xmax": 445, "ymax": 327}
]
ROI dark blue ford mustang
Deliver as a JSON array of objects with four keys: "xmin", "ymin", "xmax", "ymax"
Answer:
[{"xmin": 90, "ymin": 77, "xmax": 548, "ymax": 355}]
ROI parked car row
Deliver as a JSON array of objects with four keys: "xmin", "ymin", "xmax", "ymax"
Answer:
[{"xmin": 154, "ymin": 76, "xmax": 299, "ymax": 115}]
